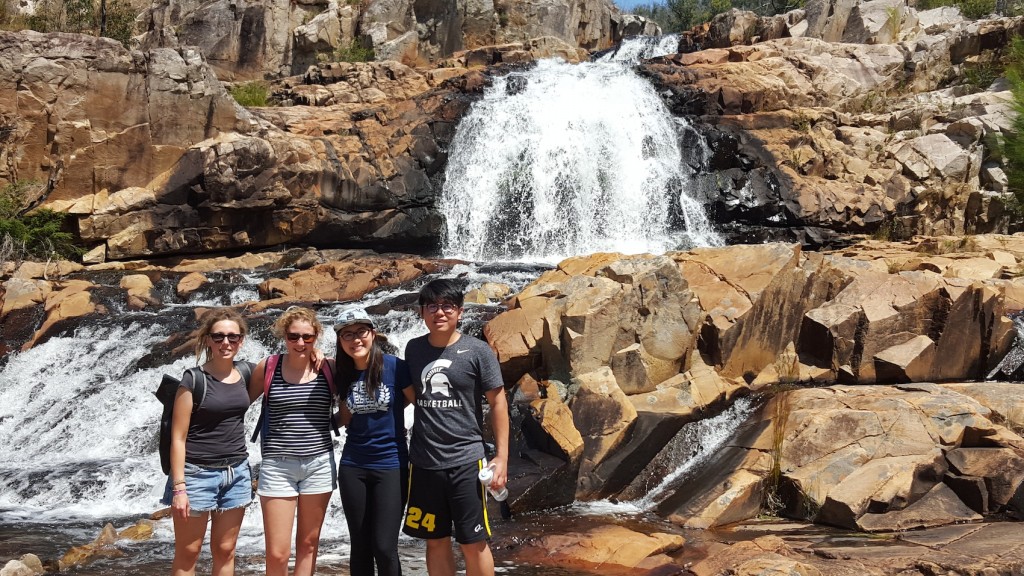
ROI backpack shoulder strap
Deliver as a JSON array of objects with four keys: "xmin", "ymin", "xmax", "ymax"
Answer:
[
  {"xmin": 321, "ymin": 361, "xmax": 340, "ymax": 436},
  {"xmin": 188, "ymin": 367, "xmax": 207, "ymax": 414},
  {"xmin": 264, "ymin": 355, "xmax": 279, "ymax": 399},
  {"xmin": 322, "ymin": 360, "xmax": 337, "ymax": 398},
  {"xmin": 251, "ymin": 355, "xmax": 280, "ymax": 444},
  {"xmin": 234, "ymin": 361, "xmax": 253, "ymax": 387}
]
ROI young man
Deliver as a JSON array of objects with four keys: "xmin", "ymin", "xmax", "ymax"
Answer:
[{"xmin": 402, "ymin": 278, "xmax": 510, "ymax": 576}]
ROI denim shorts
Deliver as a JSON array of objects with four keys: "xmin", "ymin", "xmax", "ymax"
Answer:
[
  {"xmin": 161, "ymin": 459, "xmax": 253, "ymax": 513},
  {"xmin": 257, "ymin": 452, "xmax": 336, "ymax": 497}
]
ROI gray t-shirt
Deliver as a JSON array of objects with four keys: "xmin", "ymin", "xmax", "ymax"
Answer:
[
  {"xmin": 404, "ymin": 334, "xmax": 504, "ymax": 469},
  {"xmin": 181, "ymin": 362, "xmax": 253, "ymax": 465}
]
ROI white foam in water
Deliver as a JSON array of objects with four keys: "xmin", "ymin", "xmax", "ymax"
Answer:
[
  {"xmin": 631, "ymin": 396, "xmax": 756, "ymax": 509},
  {"xmin": 441, "ymin": 57, "xmax": 722, "ymax": 263},
  {"xmin": 596, "ymin": 34, "xmax": 681, "ymax": 65}
]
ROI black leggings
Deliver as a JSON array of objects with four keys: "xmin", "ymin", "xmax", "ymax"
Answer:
[{"xmin": 338, "ymin": 464, "xmax": 407, "ymax": 576}]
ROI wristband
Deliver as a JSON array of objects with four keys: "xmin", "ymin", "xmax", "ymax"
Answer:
[
  {"xmin": 173, "ymin": 489, "xmax": 187, "ymax": 495},
  {"xmin": 172, "ymin": 480, "xmax": 186, "ymax": 486}
]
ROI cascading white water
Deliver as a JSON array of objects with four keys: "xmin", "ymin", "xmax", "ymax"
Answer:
[
  {"xmin": 596, "ymin": 34, "xmax": 681, "ymax": 65},
  {"xmin": 440, "ymin": 56, "xmax": 722, "ymax": 263}
]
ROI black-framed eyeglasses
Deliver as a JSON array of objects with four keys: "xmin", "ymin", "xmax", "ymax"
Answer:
[
  {"xmin": 339, "ymin": 327, "xmax": 372, "ymax": 342},
  {"xmin": 286, "ymin": 332, "xmax": 317, "ymax": 343},
  {"xmin": 422, "ymin": 303, "xmax": 459, "ymax": 315},
  {"xmin": 209, "ymin": 333, "xmax": 242, "ymax": 343}
]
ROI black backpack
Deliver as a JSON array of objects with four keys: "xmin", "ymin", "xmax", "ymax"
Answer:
[{"xmin": 154, "ymin": 362, "xmax": 253, "ymax": 475}]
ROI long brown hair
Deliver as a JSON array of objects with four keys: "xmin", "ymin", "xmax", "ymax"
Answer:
[
  {"xmin": 194, "ymin": 307, "xmax": 248, "ymax": 364},
  {"xmin": 336, "ymin": 327, "xmax": 387, "ymax": 398}
]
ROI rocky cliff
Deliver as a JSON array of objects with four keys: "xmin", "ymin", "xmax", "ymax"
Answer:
[
  {"xmin": 4, "ymin": 7, "xmax": 1020, "ymax": 261},
  {"xmin": 647, "ymin": 7, "xmax": 1024, "ymax": 245},
  {"xmin": 134, "ymin": 0, "xmax": 632, "ymax": 78}
]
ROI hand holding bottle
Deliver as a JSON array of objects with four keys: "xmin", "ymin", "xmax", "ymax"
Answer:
[{"xmin": 478, "ymin": 462, "xmax": 508, "ymax": 502}]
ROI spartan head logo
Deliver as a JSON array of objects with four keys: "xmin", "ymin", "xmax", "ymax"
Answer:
[{"xmin": 422, "ymin": 359, "xmax": 453, "ymax": 398}]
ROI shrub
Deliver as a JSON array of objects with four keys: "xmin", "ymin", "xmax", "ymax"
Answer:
[
  {"xmin": 334, "ymin": 40, "xmax": 374, "ymax": 63},
  {"xmin": 229, "ymin": 81, "xmax": 269, "ymax": 107},
  {"xmin": 0, "ymin": 181, "xmax": 81, "ymax": 262}
]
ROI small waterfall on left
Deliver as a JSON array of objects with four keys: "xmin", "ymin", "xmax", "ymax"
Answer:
[{"xmin": 0, "ymin": 263, "xmax": 544, "ymax": 573}]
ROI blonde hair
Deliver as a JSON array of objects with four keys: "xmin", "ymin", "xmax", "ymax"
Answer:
[
  {"xmin": 194, "ymin": 307, "xmax": 248, "ymax": 364},
  {"xmin": 272, "ymin": 306, "xmax": 322, "ymax": 341}
]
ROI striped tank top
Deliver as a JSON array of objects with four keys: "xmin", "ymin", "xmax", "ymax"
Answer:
[{"xmin": 261, "ymin": 360, "xmax": 334, "ymax": 458}]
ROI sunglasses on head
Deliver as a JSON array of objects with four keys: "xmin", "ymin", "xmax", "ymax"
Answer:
[
  {"xmin": 286, "ymin": 332, "xmax": 317, "ymax": 343},
  {"xmin": 339, "ymin": 327, "xmax": 372, "ymax": 342},
  {"xmin": 209, "ymin": 333, "xmax": 242, "ymax": 344},
  {"xmin": 422, "ymin": 303, "xmax": 459, "ymax": 314}
]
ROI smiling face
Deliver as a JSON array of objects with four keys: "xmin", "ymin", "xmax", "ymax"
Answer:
[
  {"xmin": 420, "ymin": 301, "xmax": 463, "ymax": 339},
  {"xmin": 338, "ymin": 323, "xmax": 374, "ymax": 368},
  {"xmin": 206, "ymin": 319, "xmax": 243, "ymax": 362},
  {"xmin": 284, "ymin": 319, "xmax": 318, "ymax": 355}
]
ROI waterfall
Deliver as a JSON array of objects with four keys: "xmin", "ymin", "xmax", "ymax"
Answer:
[
  {"xmin": 440, "ymin": 57, "xmax": 722, "ymax": 263},
  {"xmin": 595, "ymin": 34, "xmax": 681, "ymax": 65}
]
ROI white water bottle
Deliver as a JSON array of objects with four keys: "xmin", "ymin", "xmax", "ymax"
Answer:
[{"xmin": 478, "ymin": 463, "xmax": 508, "ymax": 502}]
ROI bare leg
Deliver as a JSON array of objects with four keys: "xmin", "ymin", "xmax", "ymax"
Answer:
[
  {"xmin": 425, "ymin": 537, "xmax": 456, "ymax": 576},
  {"xmin": 262, "ymin": 496, "xmax": 298, "ymax": 576},
  {"xmin": 171, "ymin": 512, "xmax": 210, "ymax": 576},
  {"xmin": 209, "ymin": 508, "xmax": 246, "ymax": 576},
  {"xmin": 293, "ymin": 492, "xmax": 332, "ymax": 576},
  {"xmin": 460, "ymin": 540, "xmax": 494, "ymax": 576}
]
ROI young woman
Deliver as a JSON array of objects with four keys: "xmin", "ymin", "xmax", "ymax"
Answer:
[
  {"xmin": 331, "ymin": 308, "xmax": 414, "ymax": 576},
  {"xmin": 249, "ymin": 307, "xmax": 337, "ymax": 576},
  {"xmin": 163, "ymin": 307, "xmax": 254, "ymax": 576}
]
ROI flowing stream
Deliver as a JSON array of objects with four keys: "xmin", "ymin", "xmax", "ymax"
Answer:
[
  {"xmin": 440, "ymin": 41, "xmax": 721, "ymax": 263},
  {"xmin": 0, "ymin": 35, "xmax": 749, "ymax": 574}
]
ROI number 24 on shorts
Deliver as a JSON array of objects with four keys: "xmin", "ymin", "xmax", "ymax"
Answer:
[{"xmin": 405, "ymin": 507, "xmax": 436, "ymax": 532}]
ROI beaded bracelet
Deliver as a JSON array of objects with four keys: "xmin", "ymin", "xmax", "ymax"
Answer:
[{"xmin": 172, "ymin": 489, "xmax": 187, "ymax": 495}]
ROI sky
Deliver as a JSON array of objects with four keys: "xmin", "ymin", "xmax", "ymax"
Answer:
[{"xmin": 614, "ymin": 0, "xmax": 663, "ymax": 11}]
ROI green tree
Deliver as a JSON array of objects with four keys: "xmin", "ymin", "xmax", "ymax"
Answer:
[
  {"xmin": 1007, "ymin": 38, "xmax": 1024, "ymax": 209},
  {"xmin": 0, "ymin": 181, "xmax": 81, "ymax": 261},
  {"xmin": 21, "ymin": 0, "xmax": 136, "ymax": 47}
]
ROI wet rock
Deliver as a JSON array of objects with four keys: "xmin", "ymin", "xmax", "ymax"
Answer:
[
  {"xmin": 120, "ymin": 274, "xmax": 161, "ymax": 310},
  {"xmin": 25, "ymin": 280, "xmax": 100, "ymax": 350},
  {"xmin": 1, "ymin": 278, "xmax": 51, "ymax": 318},
  {"xmin": 0, "ymin": 554, "xmax": 43, "ymax": 576},
  {"xmin": 176, "ymin": 272, "xmax": 209, "ymax": 299},
  {"xmin": 464, "ymin": 282, "xmax": 511, "ymax": 304},
  {"xmin": 256, "ymin": 255, "xmax": 444, "ymax": 310},
  {"xmin": 59, "ymin": 522, "xmax": 124, "ymax": 571},
  {"xmin": 513, "ymin": 524, "xmax": 685, "ymax": 572},
  {"xmin": 118, "ymin": 519, "xmax": 156, "ymax": 541}
]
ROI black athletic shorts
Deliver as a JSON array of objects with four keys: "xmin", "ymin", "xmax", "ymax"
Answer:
[{"xmin": 402, "ymin": 460, "xmax": 490, "ymax": 544}]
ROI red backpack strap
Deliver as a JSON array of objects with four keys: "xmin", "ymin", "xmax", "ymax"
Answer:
[
  {"xmin": 251, "ymin": 354, "xmax": 281, "ymax": 444},
  {"xmin": 264, "ymin": 354, "xmax": 279, "ymax": 399}
]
